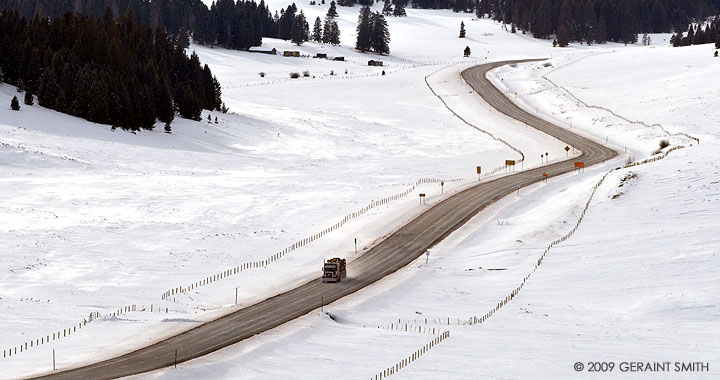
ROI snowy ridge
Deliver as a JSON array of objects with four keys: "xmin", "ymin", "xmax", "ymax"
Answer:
[{"xmin": 541, "ymin": 57, "xmax": 700, "ymax": 145}]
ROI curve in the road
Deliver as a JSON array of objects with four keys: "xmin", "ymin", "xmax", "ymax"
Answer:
[{"xmin": 24, "ymin": 60, "xmax": 617, "ymax": 380}]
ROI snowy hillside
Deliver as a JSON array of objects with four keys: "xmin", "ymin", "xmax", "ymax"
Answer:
[
  {"xmin": 1, "ymin": 2, "xmax": 718, "ymax": 379},
  {"xmin": 130, "ymin": 39, "xmax": 719, "ymax": 379}
]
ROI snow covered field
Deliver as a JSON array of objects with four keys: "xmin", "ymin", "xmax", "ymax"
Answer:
[{"xmin": 1, "ymin": 1, "xmax": 718, "ymax": 379}]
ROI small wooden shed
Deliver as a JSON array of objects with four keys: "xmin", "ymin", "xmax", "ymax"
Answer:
[{"xmin": 248, "ymin": 47, "xmax": 277, "ymax": 55}]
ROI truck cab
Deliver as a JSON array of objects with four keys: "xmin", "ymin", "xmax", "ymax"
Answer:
[{"xmin": 322, "ymin": 258, "xmax": 347, "ymax": 283}]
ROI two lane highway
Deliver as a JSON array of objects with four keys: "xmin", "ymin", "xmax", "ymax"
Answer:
[{"xmin": 26, "ymin": 60, "xmax": 616, "ymax": 380}]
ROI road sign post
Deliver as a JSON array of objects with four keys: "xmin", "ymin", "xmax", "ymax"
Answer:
[
  {"xmin": 425, "ymin": 250, "xmax": 430, "ymax": 264},
  {"xmin": 565, "ymin": 145, "xmax": 570, "ymax": 157},
  {"xmin": 505, "ymin": 160, "xmax": 516, "ymax": 172},
  {"xmin": 476, "ymin": 166, "xmax": 481, "ymax": 181},
  {"xmin": 440, "ymin": 181, "xmax": 444, "ymax": 194},
  {"xmin": 574, "ymin": 162, "xmax": 585, "ymax": 173},
  {"xmin": 543, "ymin": 173, "xmax": 548, "ymax": 183},
  {"xmin": 419, "ymin": 193, "xmax": 426, "ymax": 205}
]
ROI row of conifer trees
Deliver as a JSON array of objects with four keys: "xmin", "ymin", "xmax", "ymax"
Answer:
[{"xmin": 0, "ymin": 9, "xmax": 223, "ymax": 131}]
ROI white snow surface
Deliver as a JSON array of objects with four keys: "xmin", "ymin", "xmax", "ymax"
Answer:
[{"xmin": 1, "ymin": 3, "xmax": 718, "ymax": 379}]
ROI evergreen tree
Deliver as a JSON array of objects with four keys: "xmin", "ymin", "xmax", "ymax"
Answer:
[
  {"xmin": 464, "ymin": 45, "xmax": 471, "ymax": 57},
  {"xmin": 596, "ymin": 17, "xmax": 607, "ymax": 44},
  {"xmin": 382, "ymin": 0, "xmax": 393, "ymax": 16},
  {"xmin": 88, "ymin": 80, "xmax": 110, "ymax": 125},
  {"xmin": 177, "ymin": 84, "xmax": 202, "ymax": 121},
  {"xmin": 356, "ymin": 6, "xmax": 372, "ymax": 52},
  {"xmin": 323, "ymin": 16, "xmax": 341, "ymax": 45},
  {"xmin": 327, "ymin": 1, "xmax": 339, "ymax": 17},
  {"xmin": 649, "ymin": 0, "xmax": 669, "ymax": 33},
  {"xmin": 453, "ymin": 0, "xmax": 468, "ymax": 13},
  {"xmin": 556, "ymin": 25, "xmax": 570, "ymax": 47},
  {"xmin": 459, "ymin": 21, "xmax": 466, "ymax": 38},
  {"xmin": 392, "ymin": 0, "xmax": 406, "ymax": 17},
  {"xmin": 177, "ymin": 27, "xmax": 191, "ymax": 49},
  {"xmin": 290, "ymin": 10, "xmax": 309, "ymax": 45},
  {"xmin": 533, "ymin": 0, "xmax": 552, "ymax": 38},
  {"xmin": 10, "ymin": 95, "xmax": 20, "ymax": 110},
  {"xmin": 370, "ymin": 12, "xmax": 390, "ymax": 54},
  {"xmin": 24, "ymin": 91, "xmax": 33, "ymax": 106},
  {"xmin": 156, "ymin": 79, "xmax": 175, "ymax": 128},
  {"xmin": 312, "ymin": 16, "xmax": 323, "ymax": 42}
]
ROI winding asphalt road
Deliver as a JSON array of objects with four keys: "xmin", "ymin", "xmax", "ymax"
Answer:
[{"xmin": 25, "ymin": 60, "xmax": 616, "ymax": 380}]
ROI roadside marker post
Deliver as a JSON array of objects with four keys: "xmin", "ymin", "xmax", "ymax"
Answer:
[
  {"xmin": 355, "ymin": 238, "xmax": 357, "ymax": 255},
  {"xmin": 440, "ymin": 181, "xmax": 444, "ymax": 195},
  {"xmin": 476, "ymin": 166, "xmax": 482, "ymax": 181},
  {"xmin": 419, "ymin": 193, "xmax": 426, "ymax": 205},
  {"xmin": 425, "ymin": 250, "xmax": 430, "ymax": 264}
]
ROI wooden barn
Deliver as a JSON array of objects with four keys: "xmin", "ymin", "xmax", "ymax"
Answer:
[{"xmin": 248, "ymin": 47, "xmax": 277, "ymax": 55}]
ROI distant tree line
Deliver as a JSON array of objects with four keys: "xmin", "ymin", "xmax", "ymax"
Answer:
[
  {"xmin": 670, "ymin": 18, "xmax": 720, "ymax": 48},
  {"xmin": 0, "ymin": 0, "xmax": 329, "ymax": 50},
  {"xmin": 475, "ymin": 0, "xmax": 720, "ymax": 44},
  {"xmin": 338, "ymin": 0, "xmax": 407, "ymax": 16},
  {"xmin": 0, "ymin": 9, "xmax": 223, "ymax": 131},
  {"xmin": 329, "ymin": 0, "xmax": 720, "ymax": 45}
]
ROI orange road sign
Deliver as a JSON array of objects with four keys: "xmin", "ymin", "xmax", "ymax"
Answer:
[
  {"xmin": 419, "ymin": 193, "xmax": 426, "ymax": 197},
  {"xmin": 565, "ymin": 146, "xmax": 570, "ymax": 152},
  {"xmin": 476, "ymin": 166, "xmax": 482, "ymax": 174},
  {"xmin": 574, "ymin": 162, "xmax": 585, "ymax": 168},
  {"xmin": 543, "ymin": 173, "xmax": 548, "ymax": 177},
  {"xmin": 505, "ymin": 160, "xmax": 516, "ymax": 166}
]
